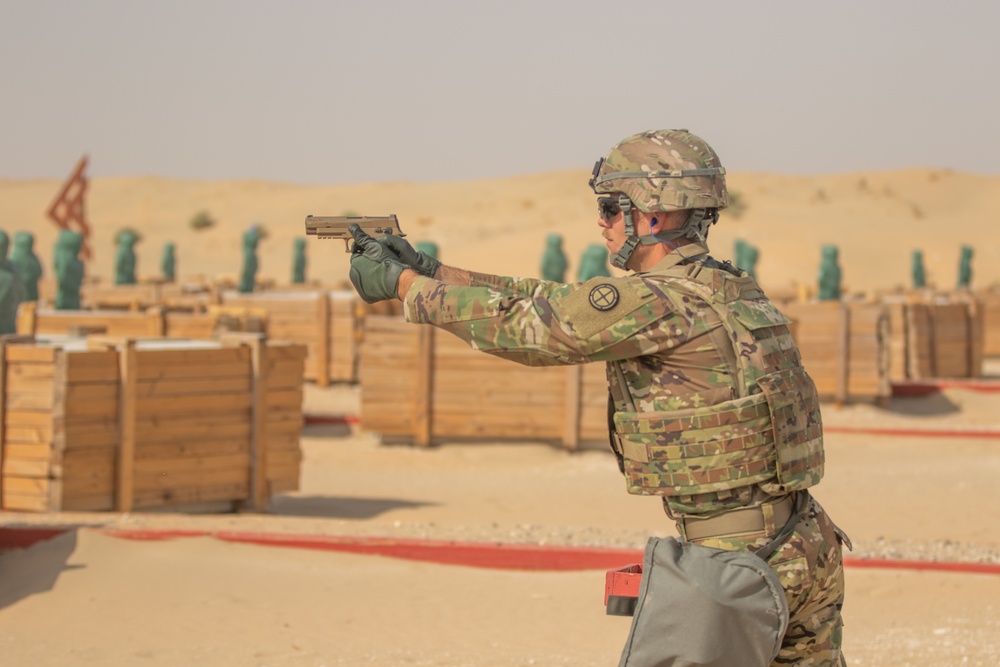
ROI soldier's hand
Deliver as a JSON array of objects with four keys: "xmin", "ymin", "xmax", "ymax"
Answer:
[
  {"xmin": 349, "ymin": 224, "xmax": 440, "ymax": 278},
  {"xmin": 348, "ymin": 227, "xmax": 407, "ymax": 303}
]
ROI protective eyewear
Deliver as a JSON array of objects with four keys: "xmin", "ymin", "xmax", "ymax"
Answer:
[{"xmin": 597, "ymin": 196, "xmax": 623, "ymax": 222}]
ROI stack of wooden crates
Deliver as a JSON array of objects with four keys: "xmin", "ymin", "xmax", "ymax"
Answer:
[
  {"xmin": 359, "ymin": 317, "xmax": 608, "ymax": 449},
  {"xmin": 220, "ymin": 290, "xmax": 363, "ymax": 386},
  {"xmin": 781, "ymin": 301, "xmax": 892, "ymax": 405},
  {"xmin": 881, "ymin": 293, "xmax": 984, "ymax": 380},
  {"xmin": 0, "ymin": 335, "xmax": 306, "ymax": 513}
]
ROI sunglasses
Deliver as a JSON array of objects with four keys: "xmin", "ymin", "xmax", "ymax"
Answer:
[{"xmin": 597, "ymin": 196, "xmax": 623, "ymax": 222}]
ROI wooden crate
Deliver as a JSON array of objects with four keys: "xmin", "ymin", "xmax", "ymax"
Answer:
[
  {"xmin": 16, "ymin": 303, "xmax": 263, "ymax": 341},
  {"xmin": 359, "ymin": 316, "xmax": 608, "ymax": 449},
  {"xmin": 782, "ymin": 301, "xmax": 891, "ymax": 404},
  {"xmin": 0, "ymin": 335, "xmax": 305, "ymax": 512},
  {"xmin": 881, "ymin": 295, "xmax": 983, "ymax": 379},
  {"xmin": 18, "ymin": 302, "xmax": 166, "ymax": 338},
  {"xmin": 81, "ymin": 281, "xmax": 218, "ymax": 312},
  {"xmin": 978, "ymin": 292, "xmax": 1000, "ymax": 358},
  {"xmin": 221, "ymin": 290, "xmax": 361, "ymax": 386}
]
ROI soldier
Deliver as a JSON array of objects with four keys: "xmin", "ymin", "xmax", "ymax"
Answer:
[{"xmin": 346, "ymin": 130, "xmax": 848, "ymax": 666}]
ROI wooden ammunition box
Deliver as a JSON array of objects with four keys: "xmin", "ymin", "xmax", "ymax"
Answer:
[
  {"xmin": 358, "ymin": 316, "xmax": 608, "ymax": 449},
  {"xmin": 0, "ymin": 335, "xmax": 305, "ymax": 513}
]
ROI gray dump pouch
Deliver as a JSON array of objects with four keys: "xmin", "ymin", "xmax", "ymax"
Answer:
[{"xmin": 618, "ymin": 537, "xmax": 789, "ymax": 667}]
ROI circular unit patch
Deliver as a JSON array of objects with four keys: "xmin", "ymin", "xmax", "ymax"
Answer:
[{"xmin": 588, "ymin": 283, "xmax": 620, "ymax": 311}]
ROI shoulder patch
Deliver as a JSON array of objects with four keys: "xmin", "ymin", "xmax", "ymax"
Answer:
[
  {"xmin": 588, "ymin": 283, "xmax": 619, "ymax": 311},
  {"xmin": 559, "ymin": 277, "xmax": 656, "ymax": 340}
]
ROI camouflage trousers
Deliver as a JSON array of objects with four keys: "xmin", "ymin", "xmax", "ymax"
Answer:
[{"xmin": 693, "ymin": 494, "xmax": 847, "ymax": 666}]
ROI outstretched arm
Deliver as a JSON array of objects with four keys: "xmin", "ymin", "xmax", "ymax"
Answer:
[{"xmin": 398, "ymin": 265, "xmax": 471, "ymax": 298}]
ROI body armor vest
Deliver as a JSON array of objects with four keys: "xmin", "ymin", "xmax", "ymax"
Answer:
[{"xmin": 607, "ymin": 260, "xmax": 825, "ymax": 504}]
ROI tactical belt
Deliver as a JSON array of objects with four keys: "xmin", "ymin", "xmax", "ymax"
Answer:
[{"xmin": 679, "ymin": 493, "xmax": 795, "ymax": 542}]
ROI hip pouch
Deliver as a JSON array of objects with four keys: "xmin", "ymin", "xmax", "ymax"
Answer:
[{"xmin": 618, "ymin": 537, "xmax": 789, "ymax": 667}]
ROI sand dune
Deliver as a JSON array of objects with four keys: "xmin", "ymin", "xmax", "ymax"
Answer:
[{"xmin": 4, "ymin": 168, "xmax": 999, "ymax": 296}]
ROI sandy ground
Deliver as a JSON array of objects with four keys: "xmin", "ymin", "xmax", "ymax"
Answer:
[
  {"xmin": 2, "ymin": 381, "xmax": 1000, "ymax": 666},
  {"xmin": 1, "ymin": 169, "xmax": 999, "ymax": 665}
]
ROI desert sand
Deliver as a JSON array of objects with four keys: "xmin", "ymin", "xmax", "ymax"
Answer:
[
  {"xmin": 1, "ymin": 169, "xmax": 999, "ymax": 666},
  {"xmin": 3, "ymin": 168, "xmax": 1000, "ymax": 295}
]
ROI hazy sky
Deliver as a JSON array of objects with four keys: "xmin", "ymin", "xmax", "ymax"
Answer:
[{"xmin": 2, "ymin": 1, "xmax": 998, "ymax": 184}]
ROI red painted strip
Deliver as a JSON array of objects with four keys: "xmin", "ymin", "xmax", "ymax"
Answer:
[
  {"xmin": 96, "ymin": 528, "xmax": 1000, "ymax": 576},
  {"xmin": 893, "ymin": 379, "xmax": 1000, "ymax": 395},
  {"xmin": 0, "ymin": 527, "xmax": 69, "ymax": 550},
  {"xmin": 6, "ymin": 527, "xmax": 996, "ymax": 577},
  {"xmin": 216, "ymin": 530, "xmax": 641, "ymax": 571},
  {"xmin": 842, "ymin": 557, "xmax": 1000, "ymax": 576},
  {"xmin": 825, "ymin": 425, "xmax": 1000, "ymax": 439}
]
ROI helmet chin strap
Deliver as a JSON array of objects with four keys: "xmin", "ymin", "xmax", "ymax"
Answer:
[
  {"xmin": 610, "ymin": 195, "xmax": 639, "ymax": 270},
  {"xmin": 611, "ymin": 198, "xmax": 714, "ymax": 270}
]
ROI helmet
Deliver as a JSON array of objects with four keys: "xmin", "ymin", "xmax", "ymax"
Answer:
[
  {"xmin": 589, "ymin": 130, "xmax": 728, "ymax": 269},
  {"xmin": 590, "ymin": 129, "xmax": 728, "ymax": 211}
]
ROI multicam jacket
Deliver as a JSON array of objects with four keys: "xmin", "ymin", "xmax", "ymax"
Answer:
[{"xmin": 403, "ymin": 242, "xmax": 824, "ymax": 516}]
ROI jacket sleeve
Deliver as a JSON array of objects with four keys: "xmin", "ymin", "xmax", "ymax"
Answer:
[{"xmin": 403, "ymin": 275, "xmax": 680, "ymax": 366}]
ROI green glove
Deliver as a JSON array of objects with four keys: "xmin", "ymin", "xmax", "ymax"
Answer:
[
  {"xmin": 348, "ymin": 225, "xmax": 407, "ymax": 303},
  {"xmin": 368, "ymin": 231, "xmax": 441, "ymax": 278}
]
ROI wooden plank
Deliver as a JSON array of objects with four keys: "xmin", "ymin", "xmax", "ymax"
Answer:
[
  {"xmin": 248, "ymin": 337, "xmax": 268, "ymax": 509},
  {"xmin": 5, "ymin": 346, "xmax": 57, "ymax": 363},
  {"xmin": 266, "ymin": 449, "xmax": 301, "ymax": 469},
  {"xmin": 265, "ymin": 368, "xmax": 305, "ymax": 390},
  {"xmin": 3, "ymin": 476, "xmax": 51, "ymax": 494},
  {"xmin": 265, "ymin": 389, "xmax": 302, "ymax": 410},
  {"xmin": 562, "ymin": 365, "xmax": 582, "ymax": 450},
  {"xmin": 136, "ymin": 360, "xmax": 250, "ymax": 382},
  {"xmin": 133, "ymin": 453, "xmax": 250, "ymax": 476},
  {"xmin": 63, "ymin": 477, "xmax": 114, "ymax": 498},
  {"xmin": 54, "ymin": 424, "xmax": 118, "ymax": 450},
  {"xmin": 8, "ymin": 376, "xmax": 59, "ymax": 396},
  {"xmin": 117, "ymin": 340, "xmax": 137, "ymax": 512},
  {"xmin": 7, "ymin": 362, "xmax": 56, "ymax": 382},
  {"xmin": 263, "ymin": 418, "xmax": 302, "ymax": 437},
  {"xmin": 4, "ymin": 442, "xmax": 54, "ymax": 460},
  {"xmin": 316, "ymin": 294, "xmax": 331, "ymax": 387},
  {"xmin": 134, "ymin": 416, "xmax": 250, "ymax": 442},
  {"xmin": 265, "ymin": 432, "xmax": 300, "ymax": 451},
  {"xmin": 132, "ymin": 482, "xmax": 248, "ymax": 509},
  {"xmin": 62, "ymin": 397, "xmax": 118, "ymax": 419},
  {"xmin": 4, "ymin": 339, "xmax": 22, "ymax": 503},
  {"xmin": 6, "ymin": 409, "xmax": 52, "ymax": 427},
  {"xmin": 267, "ymin": 344, "xmax": 308, "ymax": 361},
  {"xmin": 835, "ymin": 303, "xmax": 849, "ymax": 405},
  {"xmin": 413, "ymin": 325, "xmax": 434, "ymax": 447},
  {"xmin": 136, "ymin": 376, "xmax": 251, "ymax": 397},
  {"xmin": 136, "ymin": 438, "xmax": 250, "ymax": 460},
  {"xmin": 2, "ymin": 458, "xmax": 51, "ymax": 476},
  {"xmin": 1, "ymin": 492, "xmax": 52, "ymax": 512},
  {"xmin": 136, "ymin": 346, "xmax": 250, "ymax": 367},
  {"xmin": 7, "ymin": 424, "xmax": 53, "ymax": 446},
  {"xmin": 133, "ymin": 465, "xmax": 249, "ymax": 491},
  {"xmin": 135, "ymin": 392, "xmax": 251, "ymax": 416},
  {"xmin": 67, "ymin": 349, "xmax": 121, "ymax": 367}
]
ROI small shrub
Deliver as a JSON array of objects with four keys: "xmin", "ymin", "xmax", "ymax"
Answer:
[
  {"xmin": 725, "ymin": 191, "xmax": 747, "ymax": 219},
  {"xmin": 189, "ymin": 211, "xmax": 215, "ymax": 231}
]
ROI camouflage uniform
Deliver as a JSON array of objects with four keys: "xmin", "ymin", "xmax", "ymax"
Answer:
[{"xmin": 404, "ymin": 240, "xmax": 847, "ymax": 666}]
